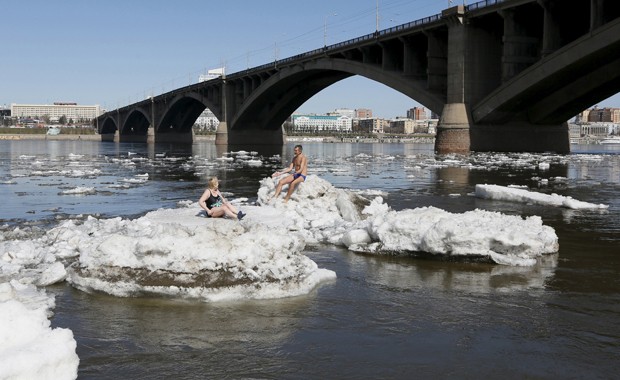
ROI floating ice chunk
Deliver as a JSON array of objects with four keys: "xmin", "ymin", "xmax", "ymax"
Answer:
[
  {"xmin": 245, "ymin": 159, "xmax": 262, "ymax": 167},
  {"xmin": 475, "ymin": 184, "xmax": 608, "ymax": 209},
  {"xmin": 538, "ymin": 162, "xmax": 550, "ymax": 170},
  {"xmin": 60, "ymin": 187, "xmax": 95, "ymax": 195},
  {"xmin": 349, "ymin": 206, "xmax": 558, "ymax": 266},
  {"xmin": 0, "ymin": 281, "xmax": 79, "ymax": 380}
]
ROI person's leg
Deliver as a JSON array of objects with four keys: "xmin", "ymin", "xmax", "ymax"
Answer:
[
  {"xmin": 284, "ymin": 176, "xmax": 304, "ymax": 202},
  {"xmin": 273, "ymin": 175, "xmax": 293, "ymax": 199},
  {"xmin": 223, "ymin": 203, "xmax": 244, "ymax": 219},
  {"xmin": 223, "ymin": 202, "xmax": 238, "ymax": 214},
  {"xmin": 209, "ymin": 208, "xmax": 225, "ymax": 218}
]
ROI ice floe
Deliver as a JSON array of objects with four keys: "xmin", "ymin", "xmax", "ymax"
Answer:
[
  {"xmin": 0, "ymin": 281, "xmax": 79, "ymax": 380},
  {"xmin": 475, "ymin": 184, "xmax": 609, "ymax": 210}
]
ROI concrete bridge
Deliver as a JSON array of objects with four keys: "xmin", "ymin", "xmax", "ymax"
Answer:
[{"xmin": 97, "ymin": 0, "xmax": 620, "ymax": 153}]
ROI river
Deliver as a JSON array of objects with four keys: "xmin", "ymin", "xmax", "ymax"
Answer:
[{"xmin": 1, "ymin": 139, "xmax": 619, "ymax": 379}]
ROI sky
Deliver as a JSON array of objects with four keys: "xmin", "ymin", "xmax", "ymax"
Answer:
[{"xmin": 1, "ymin": 0, "xmax": 618, "ymax": 119}]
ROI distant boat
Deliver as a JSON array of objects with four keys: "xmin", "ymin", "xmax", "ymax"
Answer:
[{"xmin": 600, "ymin": 137, "xmax": 620, "ymax": 144}]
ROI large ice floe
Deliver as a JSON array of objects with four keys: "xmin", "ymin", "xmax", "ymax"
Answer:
[
  {"xmin": 0, "ymin": 281, "xmax": 79, "ymax": 380},
  {"xmin": 256, "ymin": 175, "xmax": 559, "ymax": 266}
]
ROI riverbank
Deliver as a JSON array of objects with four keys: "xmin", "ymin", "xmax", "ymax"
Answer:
[
  {"xmin": 1, "ymin": 133, "xmax": 434, "ymax": 144},
  {"xmin": 0, "ymin": 134, "xmax": 101, "ymax": 141}
]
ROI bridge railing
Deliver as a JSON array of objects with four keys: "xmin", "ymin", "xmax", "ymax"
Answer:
[
  {"xmin": 234, "ymin": 12, "xmax": 443, "ymax": 79},
  {"xmin": 465, "ymin": 0, "xmax": 507, "ymax": 12}
]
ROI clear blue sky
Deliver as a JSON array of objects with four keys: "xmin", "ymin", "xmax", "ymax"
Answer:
[{"xmin": 1, "ymin": 0, "xmax": 618, "ymax": 118}]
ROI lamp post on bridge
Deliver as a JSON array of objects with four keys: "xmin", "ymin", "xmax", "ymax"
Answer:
[{"xmin": 324, "ymin": 13, "xmax": 338, "ymax": 47}]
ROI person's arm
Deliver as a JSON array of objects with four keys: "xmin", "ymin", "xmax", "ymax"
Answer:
[
  {"xmin": 198, "ymin": 189, "xmax": 212, "ymax": 215},
  {"xmin": 218, "ymin": 190, "xmax": 228, "ymax": 204},
  {"xmin": 272, "ymin": 162, "xmax": 294, "ymax": 177}
]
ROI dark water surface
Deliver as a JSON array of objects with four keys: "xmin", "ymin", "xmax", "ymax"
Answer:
[{"xmin": 2, "ymin": 140, "xmax": 619, "ymax": 379}]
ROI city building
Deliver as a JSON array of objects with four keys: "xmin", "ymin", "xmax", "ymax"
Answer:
[
  {"xmin": 195, "ymin": 108, "xmax": 219, "ymax": 130},
  {"xmin": 333, "ymin": 108, "xmax": 355, "ymax": 119},
  {"xmin": 355, "ymin": 108, "xmax": 373, "ymax": 119},
  {"xmin": 198, "ymin": 67, "xmax": 225, "ymax": 82},
  {"xmin": 292, "ymin": 114, "xmax": 352, "ymax": 133},
  {"xmin": 389, "ymin": 118, "xmax": 416, "ymax": 134},
  {"xmin": 581, "ymin": 123, "xmax": 614, "ymax": 137},
  {"xmin": 407, "ymin": 107, "xmax": 427, "ymax": 120},
  {"xmin": 578, "ymin": 106, "xmax": 620, "ymax": 123},
  {"xmin": 357, "ymin": 118, "xmax": 388, "ymax": 134},
  {"xmin": 10, "ymin": 103, "xmax": 101, "ymax": 122},
  {"xmin": 389, "ymin": 118, "xmax": 438, "ymax": 134}
]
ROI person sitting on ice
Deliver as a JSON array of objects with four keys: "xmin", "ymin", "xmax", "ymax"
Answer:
[
  {"xmin": 199, "ymin": 176, "xmax": 245, "ymax": 220},
  {"xmin": 271, "ymin": 144, "xmax": 308, "ymax": 203}
]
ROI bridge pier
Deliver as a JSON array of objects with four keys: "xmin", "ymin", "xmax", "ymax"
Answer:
[
  {"xmin": 470, "ymin": 122, "xmax": 570, "ymax": 153},
  {"xmin": 435, "ymin": 103, "xmax": 472, "ymax": 154},
  {"xmin": 215, "ymin": 121, "xmax": 228, "ymax": 145},
  {"xmin": 227, "ymin": 126, "xmax": 286, "ymax": 145},
  {"xmin": 155, "ymin": 129, "xmax": 194, "ymax": 144},
  {"xmin": 101, "ymin": 132, "xmax": 116, "ymax": 142}
]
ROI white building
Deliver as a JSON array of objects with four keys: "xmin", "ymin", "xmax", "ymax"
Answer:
[
  {"xmin": 292, "ymin": 115, "xmax": 352, "ymax": 133},
  {"xmin": 195, "ymin": 108, "xmax": 219, "ymax": 130},
  {"xmin": 199, "ymin": 67, "xmax": 225, "ymax": 82},
  {"xmin": 11, "ymin": 103, "xmax": 101, "ymax": 121},
  {"xmin": 332, "ymin": 108, "xmax": 355, "ymax": 119}
]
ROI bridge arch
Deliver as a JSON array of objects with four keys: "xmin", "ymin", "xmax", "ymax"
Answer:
[
  {"xmin": 121, "ymin": 108, "xmax": 151, "ymax": 135},
  {"xmin": 231, "ymin": 58, "xmax": 446, "ymax": 131},
  {"xmin": 157, "ymin": 91, "xmax": 217, "ymax": 134},
  {"xmin": 99, "ymin": 116, "xmax": 118, "ymax": 135}
]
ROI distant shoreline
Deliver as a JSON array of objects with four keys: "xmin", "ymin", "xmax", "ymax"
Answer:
[
  {"xmin": 0, "ymin": 134, "xmax": 101, "ymax": 141},
  {"xmin": 0, "ymin": 133, "xmax": 435, "ymax": 144}
]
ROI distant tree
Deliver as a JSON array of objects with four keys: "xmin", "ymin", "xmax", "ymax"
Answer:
[
  {"xmin": 59, "ymin": 115, "xmax": 67, "ymax": 125},
  {"xmin": 42, "ymin": 114, "xmax": 50, "ymax": 124},
  {"xmin": 68, "ymin": 118, "xmax": 74, "ymax": 125}
]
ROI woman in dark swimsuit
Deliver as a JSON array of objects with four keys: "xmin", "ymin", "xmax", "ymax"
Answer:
[{"xmin": 199, "ymin": 177, "xmax": 245, "ymax": 220}]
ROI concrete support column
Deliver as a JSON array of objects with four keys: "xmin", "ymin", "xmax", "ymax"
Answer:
[
  {"xmin": 470, "ymin": 122, "xmax": 569, "ymax": 153},
  {"xmin": 590, "ymin": 0, "xmax": 605, "ymax": 30},
  {"xmin": 147, "ymin": 127, "xmax": 155, "ymax": 144},
  {"xmin": 215, "ymin": 78, "xmax": 229, "ymax": 145},
  {"xmin": 436, "ymin": 5, "xmax": 471, "ymax": 154},
  {"xmin": 215, "ymin": 121, "xmax": 228, "ymax": 145},
  {"xmin": 500, "ymin": 9, "xmax": 538, "ymax": 83},
  {"xmin": 539, "ymin": 0, "xmax": 561, "ymax": 56},
  {"xmin": 228, "ymin": 126, "xmax": 286, "ymax": 146},
  {"xmin": 425, "ymin": 31, "xmax": 447, "ymax": 94},
  {"xmin": 154, "ymin": 129, "xmax": 193, "ymax": 144}
]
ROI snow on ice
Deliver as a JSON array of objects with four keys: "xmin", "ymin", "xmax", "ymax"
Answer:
[{"xmin": 0, "ymin": 281, "xmax": 79, "ymax": 380}]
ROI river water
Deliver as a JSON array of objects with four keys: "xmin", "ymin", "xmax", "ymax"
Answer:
[{"xmin": 1, "ymin": 139, "xmax": 619, "ymax": 379}]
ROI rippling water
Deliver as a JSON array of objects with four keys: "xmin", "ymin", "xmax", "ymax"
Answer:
[{"xmin": 1, "ymin": 140, "xmax": 619, "ymax": 379}]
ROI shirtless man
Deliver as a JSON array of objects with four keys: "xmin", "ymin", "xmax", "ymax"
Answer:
[{"xmin": 271, "ymin": 145, "xmax": 308, "ymax": 202}]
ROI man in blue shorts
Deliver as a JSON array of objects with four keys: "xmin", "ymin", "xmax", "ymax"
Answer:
[{"xmin": 271, "ymin": 145, "xmax": 308, "ymax": 203}]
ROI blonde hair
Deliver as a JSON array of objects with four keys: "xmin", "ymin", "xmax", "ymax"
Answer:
[{"xmin": 208, "ymin": 177, "xmax": 219, "ymax": 189}]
